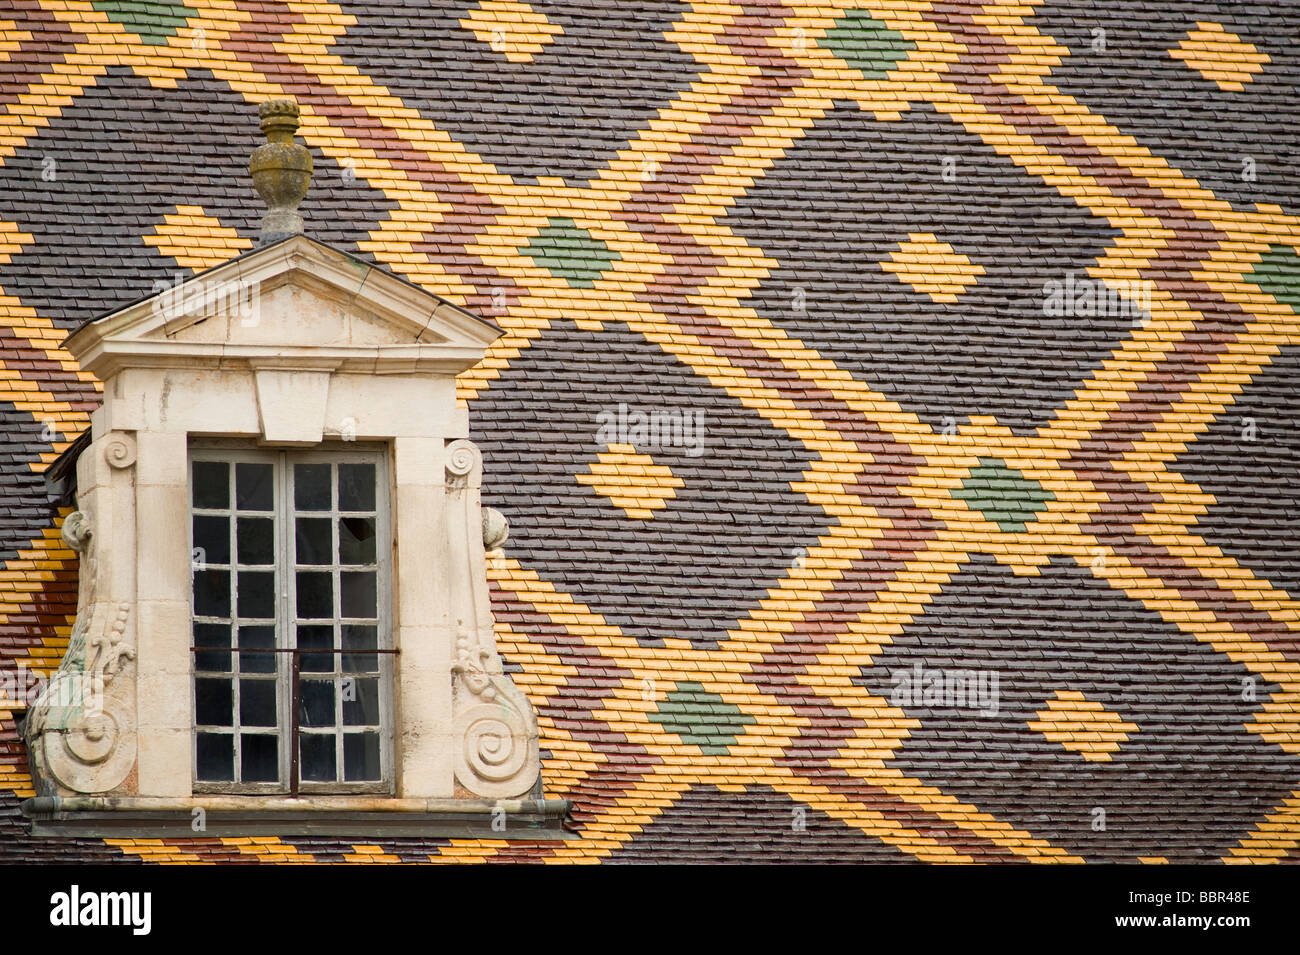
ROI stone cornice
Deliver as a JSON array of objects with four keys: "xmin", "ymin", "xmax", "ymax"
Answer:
[{"xmin": 22, "ymin": 795, "xmax": 573, "ymax": 840}]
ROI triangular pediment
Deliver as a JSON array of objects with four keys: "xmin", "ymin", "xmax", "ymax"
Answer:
[{"xmin": 66, "ymin": 235, "xmax": 501, "ymax": 378}]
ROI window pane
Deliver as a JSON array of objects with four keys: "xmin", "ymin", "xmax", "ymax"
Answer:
[
  {"xmin": 192, "ymin": 515, "xmax": 230, "ymax": 566},
  {"xmin": 343, "ymin": 678, "xmax": 380, "ymax": 726},
  {"xmin": 340, "ymin": 572, "xmax": 376, "ymax": 618},
  {"xmin": 192, "ymin": 461, "xmax": 228, "ymax": 509},
  {"xmin": 342, "ymin": 625, "xmax": 377, "ymax": 673},
  {"xmin": 344, "ymin": 732, "xmax": 381, "ymax": 782},
  {"xmin": 195, "ymin": 678, "xmax": 233, "ymax": 727},
  {"xmin": 338, "ymin": 516, "xmax": 376, "ymax": 565},
  {"xmin": 194, "ymin": 650, "xmax": 230, "ymax": 674},
  {"xmin": 196, "ymin": 733, "xmax": 233, "ymax": 781},
  {"xmin": 294, "ymin": 463, "xmax": 331, "ymax": 511},
  {"xmin": 193, "ymin": 569, "xmax": 231, "ymax": 618},
  {"xmin": 299, "ymin": 679, "xmax": 335, "ymax": 728},
  {"xmin": 297, "ymin": 625, "xmax": 334, "ymax": 673},
  {"xmin": 338, "ymin": 463, "xmax": 376, "ymax": 511},
  {"xmin": 235, "ymin": 462, "xmax": 273, "ymax": 511},
  {"xmin": 299, "ymin": 733, "xmax": 335, "ymax": 783},
  {"xmin": 236, "ymin": 517, "xmax": 274, "ymax": 565},
  {"xmin": 194, "ymin": 623, "xmax": 231, "ymax": 673},
  {"xmin": 240, "ymin": 734, "xmax": 278, "ymax": 783},
  {"xmin": 295, "ymin": 518, "xmax": 332, "ymax": 565},
  {"xmin": 240, "ymin": 679, "xmax": 277, "ymax": 727},
  {"xmin": 238, "ymin": 626, "xmax": 276, "ymax": 674},
  {"xmin": 237, "ymin": 571, "xmax": 275, "ymax": 619},
  {"xmin": 295, "ymin": 572, "xmax": 333, "ymax": 618}
]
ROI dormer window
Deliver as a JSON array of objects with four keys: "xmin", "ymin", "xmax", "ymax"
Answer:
[{"xmin": 21, "ymin": 101, "xmax": 568, "ymax": 841}]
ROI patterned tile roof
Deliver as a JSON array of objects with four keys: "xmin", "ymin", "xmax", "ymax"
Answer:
[{"xmin": 1, "ymin": 0, "xmax": 1299, "ymax": 863}]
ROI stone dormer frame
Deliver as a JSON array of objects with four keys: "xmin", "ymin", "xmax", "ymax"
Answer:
[{"xmin": 23, "ymin": 235, "xmax": 566, "ymax": 838}]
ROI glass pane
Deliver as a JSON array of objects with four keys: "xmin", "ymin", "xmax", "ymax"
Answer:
[
  {"xmin": 192, "ymin": 515, "xmax": 230, "ymax": 566},
  {"xmin": 235, "ymin": 462, "xmax": 273, "ymax": 511},
  {"xmin": 344, "ymin": 732, "xmax": 381, "ymax": 782},
  {"xmin": 239, "ymin": 679, "xmax": 277, "ymax": 727},
  {"xmin": 340, "ymin": 572, "xmax": 376, "ymax": 618},
  {"xmin": 299, "ymin": 679, "xmax": 336, "ymax": 728},
  {"xmin": 295, "ymin": 572, "xmax": 333, "ymax": 618},
  {"xmin": 194, "ymin": 623, "xmax": 231, "ymax": 673},
  {"xmin": 338, "ymin": 463, "xmax": 376, "ymax": 511},
  {"xmin": 193, "ymin": 569, "xmax": 230, "ymax": 618},
  {"xmin": 343, "ymin": 677, "xmax": 380, "ymax": 726},
  {"xmin": 299, "ymin": 733, "xmax": 335, "ymax": 783},
  {"xmin": 295, "ymin": 518, "xmax": 332, "ymax": 565},
  {"xmin": 195, "ymin": 678, "xmax": 233, "ymax": 727},
  {"xmin": 297, "ymin": 625, "xmax": 334, "ymax": 673},
  {"xmin": 192, "ymin": 461, "xmax": 228, "ymax": 509},
  {"xmin": 342, "ymin": 625, "xmax": 378, "ymax": 673},
  {"xmin": 338, "ymin": 516, "xmax": 376, "ymax": 565},
  {"xmin": 237, "ymin": 571, "xmax": 275, "ymax": 619},
  {"xmin": 236, "ymin": 517, "xmax": 274, "ymax": 565},
  {"xmin": 196, "ymin": 733, "xmax": 233, "ymax": 781},
  {"xmin": 240, "ymin": 734, "xmax": 278, "ymax": 783},
  {"xmin": 238, "ymin": 626, "xmax": 276, "ymax": 674},
  {"xmin": 194, "ymin": 650, "xmax": 230, "ymax": 674},
  {"xmin": 294, "ymin": 463, "xmax": 331, "ymax": 511}
]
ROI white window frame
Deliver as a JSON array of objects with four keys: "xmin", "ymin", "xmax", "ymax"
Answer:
[{"xmin": 188, "ymin": 441, "xmax": 394, "ymax": 796}]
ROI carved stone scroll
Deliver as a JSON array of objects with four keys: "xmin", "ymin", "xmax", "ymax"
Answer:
[
  {"xmin": 103, "ymin": 433, "xmax": 136, "ymax": 469},
  {"xmin": 27, "ymin": 429, "xmax": 140, "ymax": 796},
  {"xmin": 445, "ymin": 439, "xmax": 540, "ymax": 799}
]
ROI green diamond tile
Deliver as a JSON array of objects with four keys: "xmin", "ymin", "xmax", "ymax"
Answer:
[
  {"xmin": 651, "ymin": 681, "xmax": 755, "ymax": 755},
  {"xmin": 953, "ymin": 457, "xmax": 1054, "ymax": 533},
  {"xmin": 820, "ymin": 9, "xmax": 915, "ymax": 80},
  {"xmin": 91, "ymin": 0, "xmax": 196, "ymax": 45},
  {"xmin": 522, "ymin": 217, "xmax": 619, "ymax": 288},
  {"xmin": 1247, "ymin": 244, "xmax": 1300, "ymax": 312}
]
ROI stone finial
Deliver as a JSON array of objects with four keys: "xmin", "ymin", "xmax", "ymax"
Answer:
[
  {"xmin": 249, "ymin": 99, "xmax": 313, "ymax": 244},
  {"xmin": 483, "ymin": 507, "xmax": 509, "ymax": 550}
]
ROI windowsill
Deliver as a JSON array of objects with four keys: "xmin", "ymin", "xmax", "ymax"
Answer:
[{"xmin": 21, "ymin": 795, "xmax": 573, "ymax": 840}]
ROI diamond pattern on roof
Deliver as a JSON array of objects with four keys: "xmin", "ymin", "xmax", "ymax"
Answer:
[
  {"xmin": 880, "ymin": 232, "xmax": 986, "ymax": 304},
  {"xmin": 650, "ymin": 682, "xmax": 755, "ymax": 755},
  {"xmin": 1, "ymin": 0, "xmax": 1298, "ymax": 866},
  {"xmin": 460, "ymin": 0, "xmax": 563, "ymax": 64},
  {"xmin": 522, "ymin": 218, "xmax": 619, "ymax": 287},
  {"xmin": 575, "ymin": 445, "xmax": 683, "ymax": 520},
  {"xmin": 1169, "ymin": 21, "xmax": 1270, "ymax": 92},
  {"xmin": 90, "ymin": 0, "xmax": 195, "ymax": 45},
  {"xmin": 953, "ymin": 458, "xmax": 1054, "ymax": 533},
  {"xmin": 820, "ymin": 9, "xmax": 915, "ymax": 79},
  {"xmin": 1027, "ymin": 690, "xmax": 1140, "ymax": 762}
]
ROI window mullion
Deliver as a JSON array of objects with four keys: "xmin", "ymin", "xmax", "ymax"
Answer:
[
  {"xmin": 278, "ymin": 451, "xmax": 295, "ymax": 795},
  {"xmin": 332, "ymin": 464, "xmax": 344, "ymax": 786},
  {"xmin": 229, "ymin": 461, "xmax": 242, "ymax": 787},
  {"xmin": 380, "ymin": 456, "xmax": 392, "ymax": 788}
]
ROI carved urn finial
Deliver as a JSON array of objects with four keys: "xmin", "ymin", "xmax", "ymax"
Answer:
[{"xmin": 250, "ymin": 99, "xmax": 313, "ymax": 244}]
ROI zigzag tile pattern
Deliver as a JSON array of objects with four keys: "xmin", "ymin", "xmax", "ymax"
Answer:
[{"xmin": 0, "ymin": 0, "xmax": 1298, "ymax": 863}]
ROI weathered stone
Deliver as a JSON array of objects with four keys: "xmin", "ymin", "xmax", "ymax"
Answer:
[{"xmin": 249, "ymin": 100, "xmax": 313, "ymax": 244}]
